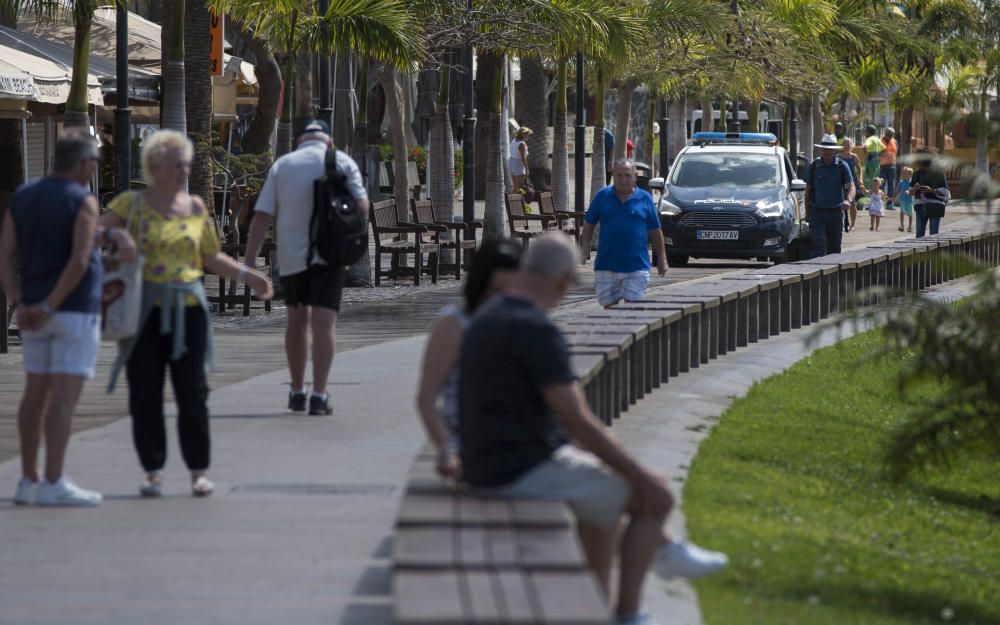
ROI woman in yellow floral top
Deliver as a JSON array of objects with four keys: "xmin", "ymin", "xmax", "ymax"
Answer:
[{"xmin": 100, "ymin": 130, "xmax": 272, "ymax": 498}]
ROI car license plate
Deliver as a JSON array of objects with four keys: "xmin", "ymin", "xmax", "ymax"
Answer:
[{"xmin": 696, "ymin": 230, "xmax": 739, "ymax": 240}]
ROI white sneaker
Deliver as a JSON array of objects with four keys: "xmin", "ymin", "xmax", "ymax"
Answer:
[
  {"xmin": 616, "ymin": 613, "xmax": 662, "ymax": 625},
  {"xmin": 36, "ymin": 477, "xmax": 102, "ymax": 507},
  {"xmin": 13, "ymin": 478, "xmax": 38, "ymax": 505},
  {"xmin": 654, "ymin": 538, "xmax": 728, "ymax": 579}
]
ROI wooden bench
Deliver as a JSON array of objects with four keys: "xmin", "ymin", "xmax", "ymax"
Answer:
[
  {"xmin": 537, "ymin": 191, "xmax": 586, "ymax": 243},
  {"xmin": 394, "ymin": 453, "xmax": 612, "ymax": 625},
  {"xmin": 505, "ymin": 193, "xmax": 557, "ymax": 248},
  {"xmin": 371, "ymin": 199, "xmax": 440, "ymax": 286},
  {"xmin": 410, "ymin": 199, "xmax": 482, "ymax": 280},
  {"xmin": 204, "ymin": 241, "xmax": 275, "ymax": 316}
]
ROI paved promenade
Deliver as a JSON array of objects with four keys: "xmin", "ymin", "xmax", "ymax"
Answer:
[{"xmin": 0, "ymin": 208, "xmax": 984, "ymax": 624}]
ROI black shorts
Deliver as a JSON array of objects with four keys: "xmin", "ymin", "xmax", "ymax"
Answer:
[{"xmin": 279, "ymin": 265, "xmax": 346, "ymax": 310}]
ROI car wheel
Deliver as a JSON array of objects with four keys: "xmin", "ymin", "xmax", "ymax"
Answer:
[{"xmin": 667, "ymin": 253, "xmax": 689, "ymax": 267}]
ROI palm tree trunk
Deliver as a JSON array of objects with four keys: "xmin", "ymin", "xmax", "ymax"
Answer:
[
  {"xmin": 517, "ymin": 56, "xmax": 550, "ymax": 191},
  {"xmin": 347, "ymin": 58, "xmax": 372, "ymax": 285},
  {"xmin": 812, "ymin": 92, "xmax": 824, "ymax": 146},
  {"xmin": 669, "ymin": 98, "xmax": 686, "ymax": 165},
  {"xmin": 644, "ymin": 93, "xmax": 655, "ymax": 167},
  {"xmin": 701, "ymin": 96, "xmax": 714, "ymax": 133},
  {"xmin": 185, "ymin": 0, "xmax": 214, "ymax": 214},
  {"xmin": 430, "ymin": 63, "xmax": 456, "ymax": 262},
  {"xmin": 275, "ymin": 55, "xmax": 295, "ymax": 157},
  {"xmin": 800, "ymin": 96, "xmax": 814, "ymax": 162},
  {"xmin": 237, "ymin": 22, "xmax": 280, "ymax": 155},
  {"xmin": 552, "ymin": 57, "xmax": 570, "ymax": 213},
  {"xmin": 590, "ymin": 67, "xmax": 607, "ymax": 201},
  {"xmin": 294, "ymin": 53, "xmax": 314, "ymax": 138},
  {"xmin": 484, "ymin": 57, "xmax": 506, "ymax": 239},
  {"xmin": 379, "ymin": 65, "xmax": 410, "ymax": 221},
  {"xmin": 900, "ymin": 106, "xmax": 913, "ymax": 157},
  {"xmin": 746, "ymin": 97, "xmax": 760, "ymax": 132},
  {"xmin": 161, "ymin": 0, "xmax": 186, "ymax": 133},
  {"xmin": 65, "ymin": 17, "xmax": 93, "ymax": 129},
  {"xmin": 976, "ymin": 85, "xmax": 989, "ymax": 174},
  {"xmin": 613, "ymin": 82, "xmax": 632, "ymax": 160}
]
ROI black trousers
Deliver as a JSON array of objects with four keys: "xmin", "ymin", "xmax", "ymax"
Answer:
[{"xmin": 126, "ymin": 306, "xmax": 211, "ymax": 472}]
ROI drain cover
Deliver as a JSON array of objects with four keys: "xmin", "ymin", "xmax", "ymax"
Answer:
[{"xmin": 231, "ymin": 483, "xmax": 397, "ymax": 496}]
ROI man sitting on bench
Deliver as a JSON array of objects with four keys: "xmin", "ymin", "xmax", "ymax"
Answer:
[{"xmin": 458, "ymin": 232, "xmax": 727, "ymax": 625}]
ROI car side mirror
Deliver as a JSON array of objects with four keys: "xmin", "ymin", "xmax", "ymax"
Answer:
[
  {"xmin": 790, "ymin": 179, "xmax": 807, "ymax": 192},
  {"xmin": 648, "ymin": 177, "xmax": 665, "ymax": 190}
]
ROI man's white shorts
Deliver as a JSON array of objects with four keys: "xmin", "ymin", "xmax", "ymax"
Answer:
[
  {"xmin": 595, "ymin": 270, "xmax": 650, "ymax": 307},
  {"xmin": 491, "ymin": 445, "xmax": 631, "ymax": 529},
  {"xmin": 21, "ymin": 312, "xmax": 100, "ymax": 379}
]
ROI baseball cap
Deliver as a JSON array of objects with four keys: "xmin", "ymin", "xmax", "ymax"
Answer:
[{"xmin": 299, "ymin": 119, "xmax": 331, "ymax": 138}]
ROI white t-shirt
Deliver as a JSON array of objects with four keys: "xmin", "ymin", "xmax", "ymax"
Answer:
[{"xmin": 254, "ymin": 141, "xmax": 367, "ymax": 276}]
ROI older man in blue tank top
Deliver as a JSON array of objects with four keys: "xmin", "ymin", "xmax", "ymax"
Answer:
[{"xmin": 0, "ymin": 130, "xmax": 134, "ymax": 506}]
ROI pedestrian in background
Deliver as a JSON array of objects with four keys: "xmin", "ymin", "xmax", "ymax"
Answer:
[
  {"xmin": 0, "ymin": 130, "xmax": 135, "ymax": 506},
  {"xmin": 415, "ymin": 239, "xmax": 522, "ymax": 481},
  {"xmin": 244, "ymin": 120, "xmax": 369, "ymax": 416},
  {"xmin": 838, "ymin": 138, "xmax": 865, "ymax": 232},
  {"xmin": 580, "ymin": 159, "xmax": 668, "ymax": 307},
  {"xmin": 805, "ymin": 135, "xmax": 855, "ymax": 258},
  {"xmin": 862, "ymin": 125, "xmax": 885, "ymax": 191},
  {"xmin": 868, "ymin": 177, "xmax": 886, "ymax": 232},
  {"xmin": 508, "ymin": 127, "xmax": 532, "ymax": 194},
  {"xmin": 894, "ymin": 166, "xmax": 915, "ymax": 232},
  {"xmin": 911, "ymin": 150, "xmax": 950, "ymax": 237},
  {"xmin": 102, "ymin": 130, "xmax": 272, "ymax": 498},
  {"xmin": 880, "ymin": 127, "xmax": 898, "ymax": 210}
]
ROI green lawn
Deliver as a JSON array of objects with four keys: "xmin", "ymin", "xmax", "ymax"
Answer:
[{"xmin": 683, "ymin": 331, "xmax": 1000, "ymax": 625}]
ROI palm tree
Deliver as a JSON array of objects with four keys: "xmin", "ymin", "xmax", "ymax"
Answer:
[
  {"xmin": 2, "ymin": 0, "xmax": 123, "ymax": 128},
  {"xmin": 161, "ymin": 0, "xmax": 186, "ymax": 132},
  {"xmin": 209, "ymin": 0, "xmax": 424, "ymax": 157},
  {"xmin": 185, "ymin": 0, "xmax": 215, "ymax": 212}
]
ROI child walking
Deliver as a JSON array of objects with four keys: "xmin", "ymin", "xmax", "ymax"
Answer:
[
  {"xmin": 868, "ymin": 177, "xmax": 886, "ymax": 231},
  {"xmin": 894, "ymin": 166, "xmax": 914, "ymax": 232}
]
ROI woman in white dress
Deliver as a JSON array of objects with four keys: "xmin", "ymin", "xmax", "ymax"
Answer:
[{"xmin": 508, "ymin": 127, "xmax": 533, "ymax": 193}]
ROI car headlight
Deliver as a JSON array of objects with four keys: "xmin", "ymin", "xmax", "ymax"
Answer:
[
  {"xmin": 755, "ymin": 200, "xmax": 784, "ymax": 218},
  {"xmin": 660, "ymin": 199, "xmax": 681, "ymax": 217}
]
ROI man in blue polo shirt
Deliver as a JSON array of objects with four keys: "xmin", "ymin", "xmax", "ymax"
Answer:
[
  {"xmin": 580, "ymin": 159, "xmax": 668, "ymax": 307},
  {"xmin": 805, "ymin": 134, "xmax": 855, "ymax": 258}
]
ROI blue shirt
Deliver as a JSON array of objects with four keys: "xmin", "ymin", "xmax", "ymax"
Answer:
[
  {"xmin": 807, "ymin": 157, "xmax": 853, "ymax": 209},
  {"xmin": 585, "ymin": 186, "xmax": 660, "ymax": 273},
  {"xmin": 896, "ymin": 179, "xmax": 914, "ymax": 209},
  {"xmin": 10, "ymin": 177, "xmax": 102, "ymax": 313}
]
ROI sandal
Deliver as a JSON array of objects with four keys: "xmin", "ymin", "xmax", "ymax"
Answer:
[
  {"xmin": 191, "ymin": 474, "xmax": 214, "ymax": 497},
  {"xmin": 139, "ymin": 472, "xmax": 163, "ymax": 498}
]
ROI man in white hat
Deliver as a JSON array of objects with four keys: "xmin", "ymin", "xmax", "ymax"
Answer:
[{"xmin": 804, "ymin": 134, "xmax": 855, "ymax": 258}]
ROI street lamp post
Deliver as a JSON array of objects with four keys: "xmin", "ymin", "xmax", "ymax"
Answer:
[
  {"xmin": 658, "ymin": 97, "xmax": 669, "ymax": 178},
  {"xmin": 115, "ymin": 5, "xmax": 131, "ymax": 193},
  {"xmin": 317, "ymin": 0, "xmax": 333, "ymax": 130},
  {"xmin": 574, "ymin": 51, "xmax": 585, "ymax": 212},
  {"xmin": 463, "ymin": 0, "xmax": 476, "ymax": 249}
]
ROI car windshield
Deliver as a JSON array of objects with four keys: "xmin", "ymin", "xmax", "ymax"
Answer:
[{"xmin": 670, "ymin": 153, "xmax": 781, "ymax": 188}]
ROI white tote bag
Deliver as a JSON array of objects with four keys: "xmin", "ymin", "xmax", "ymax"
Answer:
[{"xmin": 101, "ymin": 194, "xmax": 145, "ymax": 342}]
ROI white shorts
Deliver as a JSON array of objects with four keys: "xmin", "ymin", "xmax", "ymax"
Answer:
[
  {"xmin": 492, "ymin": 445, "xmax": 631, "ymax": 529},
  {"xmin": 595, "ymin": 270, "xmax": 650, "ymax": 307},
  {"xmin": 21, "ymin": 312, "xmax": 101, "ymax": 379}
]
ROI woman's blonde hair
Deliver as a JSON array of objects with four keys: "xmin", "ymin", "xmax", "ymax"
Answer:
[
  {"xmin": 141, "ymin": 129, "xmax": 194, "ymax": 182},
  {"xmin": 515, "ymin": 127, "xmax": 533, "ymax": 140}
]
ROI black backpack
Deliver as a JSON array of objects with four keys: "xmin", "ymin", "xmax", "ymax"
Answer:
[{"xmin": 309, "ymin": 149, "xmax": 367, "ymax": 267}]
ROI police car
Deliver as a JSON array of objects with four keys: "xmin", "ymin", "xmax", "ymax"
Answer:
[{"xmin": 649, "ymin": 132, "xmax": 811, "ymax": 265}]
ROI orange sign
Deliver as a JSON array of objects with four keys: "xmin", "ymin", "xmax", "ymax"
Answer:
[{"xmin": 210, "ymin": 10, "xmax": 224, "ymax": 76}]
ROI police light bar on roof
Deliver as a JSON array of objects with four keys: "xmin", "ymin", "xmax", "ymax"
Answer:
[{"xmin": 690, "ymin": 132, "xmax": 778, "ymax": 145}]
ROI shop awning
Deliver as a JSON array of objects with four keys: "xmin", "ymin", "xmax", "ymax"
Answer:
[
  {"xmin": 0, "ymin": 39, "xmax": 103, "ymax": 104},
  {"xmin": 0, "ymin": 25, "xmax": 160, "ymax": 103}
]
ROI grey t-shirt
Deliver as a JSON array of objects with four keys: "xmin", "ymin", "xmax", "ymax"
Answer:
[{"xmin": 458, "ymin": 295, "xmax": 576, "ymax": 487}]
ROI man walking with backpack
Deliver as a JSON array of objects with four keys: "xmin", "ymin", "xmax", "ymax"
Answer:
[
  {"xmin": 804, "ymin": 134, "xmax": 856, "ymax": 258},
  {"xmin": 244, "ymin": 120, "xmax": 369, "ymax": 415}
]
